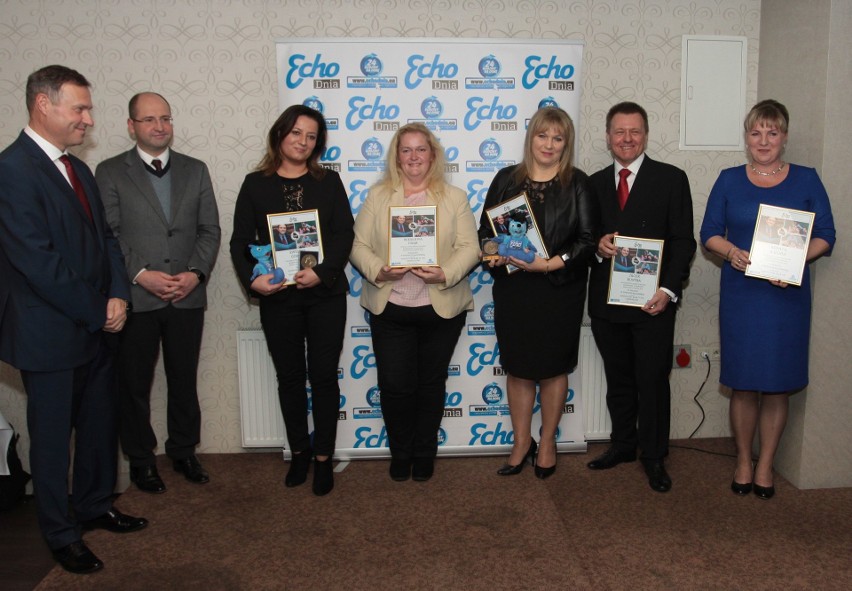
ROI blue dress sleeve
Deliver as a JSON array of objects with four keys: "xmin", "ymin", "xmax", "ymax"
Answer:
[
  {"xmin": 801, "ymin": 167, "xmax": 836, "ymax": 252},
  {"xmin": 700, "ymin": 168, "xmax": 731, "ymax": 246}
]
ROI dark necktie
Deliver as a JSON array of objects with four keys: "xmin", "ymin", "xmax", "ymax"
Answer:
[
  {"xmin": 58, "ymin": 155, "xmax": 93, "ymax": 222},
  {"xmin": 148, "ymin": 158, "xmax": 168, "ymax": 178},
  {"xmin": 617, "ymin": 168, "xmax": 631, "ymax": 211}
]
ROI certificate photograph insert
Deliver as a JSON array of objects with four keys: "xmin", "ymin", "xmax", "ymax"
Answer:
[
  {"xmin": 745, "ymin": 204, "xmax": 814, "ymax": 286},
  {"xmin": 388, "ymin": 205, "xmax": 438, "ymax": 268},
  {"xmin": 267, "ymin": 209, "xmax": 324, "ymax": 285},
  {"xmin": 484, "ymin": 192, "xmax": 549, "ymax": 274},
  {"xmin": 607, "ymin": 235, "xmax": 664, "ymax": 307}
]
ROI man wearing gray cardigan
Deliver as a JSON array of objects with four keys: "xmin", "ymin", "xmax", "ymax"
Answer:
[{"xmin": 97, "ymin": 92, "xmax": 221, "ymax": 494}]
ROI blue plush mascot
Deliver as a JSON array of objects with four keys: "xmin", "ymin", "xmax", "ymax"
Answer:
[
  {"xmin": 490, "ymin": 212, "xmax": 537, "ymax": 263},
  {"xmin": 249, "ymin": 244, "xmax": 285, "ymax": 284}
]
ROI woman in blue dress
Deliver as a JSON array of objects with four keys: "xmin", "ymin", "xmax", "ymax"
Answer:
[{"xmin": 700, "ymin": 100, "xmax": 836, "ymax": 500}]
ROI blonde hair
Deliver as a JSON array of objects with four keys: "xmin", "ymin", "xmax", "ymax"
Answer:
[
  {"xmin": 376, "ymin": 123, "xmax": 448, "ymax": 197},
  {"xmin": 744, "ymin": 99, "xmax": 789, "ymax": 134},
  {"xmin": 514, "ymin": 107, "xmax": 575, "ymax": 186}
]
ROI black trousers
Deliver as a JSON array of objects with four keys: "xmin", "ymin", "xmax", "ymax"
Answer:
[
  {"xmin": 118, "ymin": 305, "xmax": 204, "ymax": 467},
  {"xmin": 370, "ymin": 303, "xmax": 466, "ymax": 460},
  {"xmin": 21, "ymin": 335, "xmax": 118, "ymax": 549},
  {"xmin": 260, "ymin": 293, "xmax": 346, "ymax": 457},
  {"xmin": 591, "ymin": 308, "xmax": 676, "ymax": 460}
]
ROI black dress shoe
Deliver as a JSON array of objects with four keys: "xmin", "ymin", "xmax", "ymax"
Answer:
[
  {"xmin": 643, "ymin": 460, "xmax": 672, "ymax": 493},
  {"xmin": 173, "ymin": 455, "xmax": 209, "ymax": 484},
  {"xmin": 312, "ymin": 457, "xmax": 334, "ymax": 496},
  {"xmin": 497, "ymin": 440, "xmax": 537, "ymax": 476},
  {"xmin": 587, "ymin": 447, "xmax": 636, "ymax": 470},
  {"xmin": 130, "ymin": 465, "xmax": 166, "ymax": 494},
  {"xmin": 412, "ymin": 458, "xmax": 434, "ymax": 482},
  {"xmin": 52, "ymin": 540, "xmax": 103, "ymax": 574},
  {"xmin": 82, "ymin": 507, "xmax": 148, "ymax": 534},
  {"xmin": 731, "ymin": 480, "xmax": 753, "ymax": 495},
  {"xmin": 753, "ymin": 483, "xmax": 775, "ymax": 500},
  {"xmin": 389, "ymin": 459, "xmax": 412, "ymax": 481}
]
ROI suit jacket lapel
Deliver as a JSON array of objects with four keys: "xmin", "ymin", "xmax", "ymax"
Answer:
[
  {"xmin": 19, "ymin": 133, "xmax": 95, "ymax": 232},
  {"xmin": 125, "ymin": 150, "xmax": 169, "ymax": 225},
  {"xmin": 625, "ymin": 156, "xmax": 654, "ymax": 213}
]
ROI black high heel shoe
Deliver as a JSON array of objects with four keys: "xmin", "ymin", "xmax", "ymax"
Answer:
[
  {"xmin": 731, "ymin": 480, "xmax": 753, "ymax": 495},
  {"xmin": 497, "ymin": 440, "xmax": 537, "ymax": 476},
  {"xmin": 753, "ymin": 483, "xmax": 775, "ymax": 500},
  {"xmin": 534, "ymin": 443, "xmax": 556, "ymax": 479},
  {"xmin": 534, "ymin": 461, "xmax": 556, "ymax": 479}
]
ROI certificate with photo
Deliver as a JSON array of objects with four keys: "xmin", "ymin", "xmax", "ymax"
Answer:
[
  {"xmin": 607, "ymin": 235, "xmax": 664, "ymax": 307},
  {"xmin": 745, "ymin": 204, "xmax": 814, "ymax": 286},
  {"xmin": 388, "ymin": 205, "xmax": 438, "ymax": 267},
  {"xmin": 267, "ymin": 209, "xmax": 324, "ymax": 285},
  {"xmin": 484, "ymin": 192, "xmax": 549, "ymax": 273}
]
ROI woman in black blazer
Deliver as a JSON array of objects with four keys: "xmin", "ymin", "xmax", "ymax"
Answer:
[
  {"xmin": 478, "ymin": 107, "xmax": 599, "ymax": 478},
  {"xmin": 230, "ymin": 105, "xmax": 353, "ymax": 496}
]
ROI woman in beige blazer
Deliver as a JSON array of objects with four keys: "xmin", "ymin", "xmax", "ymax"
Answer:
[{"xmin": 350, "ymin": 123, "xmax": 479, "ymax": 482}]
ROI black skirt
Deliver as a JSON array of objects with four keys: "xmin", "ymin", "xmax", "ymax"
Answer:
[{"xmin": 492, "ymin": 270, "xmax": 586, "ymax": 380}]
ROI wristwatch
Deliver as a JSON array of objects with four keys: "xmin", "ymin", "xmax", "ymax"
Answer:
[
  {"xmin": 560, "ymin": 253, "xmax": 570, "ymax": 263},
  {"xmin": 189, "ymin": 268, "xmax": 206, "ymax": 283}
]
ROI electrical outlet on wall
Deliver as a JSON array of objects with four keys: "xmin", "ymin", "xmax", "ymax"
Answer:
[{"xmin": 696, "ymin": 347, "xmax": 721, "ymax": 361}]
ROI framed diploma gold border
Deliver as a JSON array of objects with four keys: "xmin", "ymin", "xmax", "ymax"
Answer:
[
  {"xmin": 266, "ymin": 208, "xmax": 324, "ymax": 285},
  {"xmin": 606, "ymin": 235, "xmax": 664, "ymax": 307},
  {"xmin": 484, "ymin": 192, "xmax": 549, "ymax": 273},
  {"xmin": 744, "ymin": 204, "xmax": 815, "ymax": 286},
  {"xmin": 387, "ymin": 205, "xmax": 439, "ymax": 268}
]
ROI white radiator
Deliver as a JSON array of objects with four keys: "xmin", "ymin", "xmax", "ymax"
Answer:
[
  {"xmin": 237, "ymin": 326, "xmax": 610, "ymax": 447},
  {"xmin": 237, "ymin": 330, "xmax": 287, "ymax": 447},
  {"xmin": 579, "ymin": 324, "xmax": 611, "ymax": 441}
]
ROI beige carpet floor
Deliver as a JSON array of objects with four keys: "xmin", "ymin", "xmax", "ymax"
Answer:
[{"xmin": 34, "ymin": 440, "xmax": 852, "ymax": 590}]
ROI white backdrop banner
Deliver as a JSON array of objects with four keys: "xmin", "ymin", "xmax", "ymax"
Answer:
[{"xmin": 274, "ymin": 38, "xmax": 587, "ymax": 458}]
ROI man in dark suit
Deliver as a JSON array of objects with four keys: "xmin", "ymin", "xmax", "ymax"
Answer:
[
  {"xmin": 96, "ymin": 92, "xmax": 221, "ymax": 494},
  {"xmin": 587, "ymin": 102, "xmax": 696, "ymax": 493},
  {"xmin": 493, "ymin": 214, "xmax": 509, "ymax": 235},
  {"xmin": 273, "ymin": 223, "xmax": 296, "ymax": 250},
  {"xmin": 0, "ymin": 65, "xmax": 147, "ymax": 574},
  {"xmin": 391, "ymin": 214, "xmax": 412, "ymax": 237}
]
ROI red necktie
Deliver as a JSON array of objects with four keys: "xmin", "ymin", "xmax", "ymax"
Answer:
[
  {"xmin": 617, "ymin": 168, "xmax": 630, "ymax": 211},
  {"xmin": 152, "ymin": 159, "xmax": 162, "ymax": 171},
  {"xmin": 58, "ymin": 155, "xmax": 93, "ymax": 222}
]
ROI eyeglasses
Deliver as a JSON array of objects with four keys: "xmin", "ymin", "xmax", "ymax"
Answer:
[{"xmin": 131, "ymin": 116, "xmax": 174, "ymax": 125}]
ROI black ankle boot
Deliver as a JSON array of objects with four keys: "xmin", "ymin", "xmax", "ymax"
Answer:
[
  {"xmin": 412, "ymin": 457, "xmax": 434, "ymax": 482},
  {"xmin": 389, "ymin": 459, "xmax": 411, "ymax": 481},
  {"xmin": 312, "ymin": 456, "xmax": 334, "ymax": 496},
  {"xmin": 285, "ymin": 448, "xmax": 312, "ymax": 487}
]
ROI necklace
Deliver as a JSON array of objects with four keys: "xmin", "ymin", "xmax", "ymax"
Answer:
[{"xmin": 749, "ymin": 161, "xmax": 786, "ymax": 176}]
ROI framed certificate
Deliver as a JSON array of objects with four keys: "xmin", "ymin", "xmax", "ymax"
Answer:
[
  {"xmin": 484, "ymin": 192, "xmax": 549, "ymax": 273},
  {"xmin": 607, "ymin": 235, "xmax": 664, "ymax": 307},
  {"xmin": 745, "ymin": 204, "xmax": 814, "ymax": 286},
  {"xmin": 267, "ymin": 209, "xmax": 324, "ymax": 285},
  {"xmin": 388, "ymin": 205, "xmax": 438, "ymax": 267}
]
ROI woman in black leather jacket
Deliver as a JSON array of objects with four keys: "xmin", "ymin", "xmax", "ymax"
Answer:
[{"xmin": 478, "ymin": 106, "xmax": 599, "ymax": 478}]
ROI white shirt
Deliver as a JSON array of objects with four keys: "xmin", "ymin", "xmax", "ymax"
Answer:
[
  {"xmin": 24, "ymin": 126, "xmax": 74, "ymax": 187},
  {"xmin": 612, "ymin": 152, "xmax": 645, "ymax": 193}
]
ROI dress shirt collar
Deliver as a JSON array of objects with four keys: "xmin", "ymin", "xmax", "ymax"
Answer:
[
  {"xmin": 24, "ymin": 126, "xmax": 67, "ymax": 162},
  {"xmin": 613, "ymin": 152, "xmax": 645, "ymax": 186},
  {"xmin": 136, "ymin": 146, "xmax": 170, "ymax": 168}
]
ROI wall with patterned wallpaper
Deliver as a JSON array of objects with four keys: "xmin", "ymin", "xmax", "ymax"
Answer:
[{"xmin": 0, "ymin": 0, "xmax": 761, "ymax": 466}]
